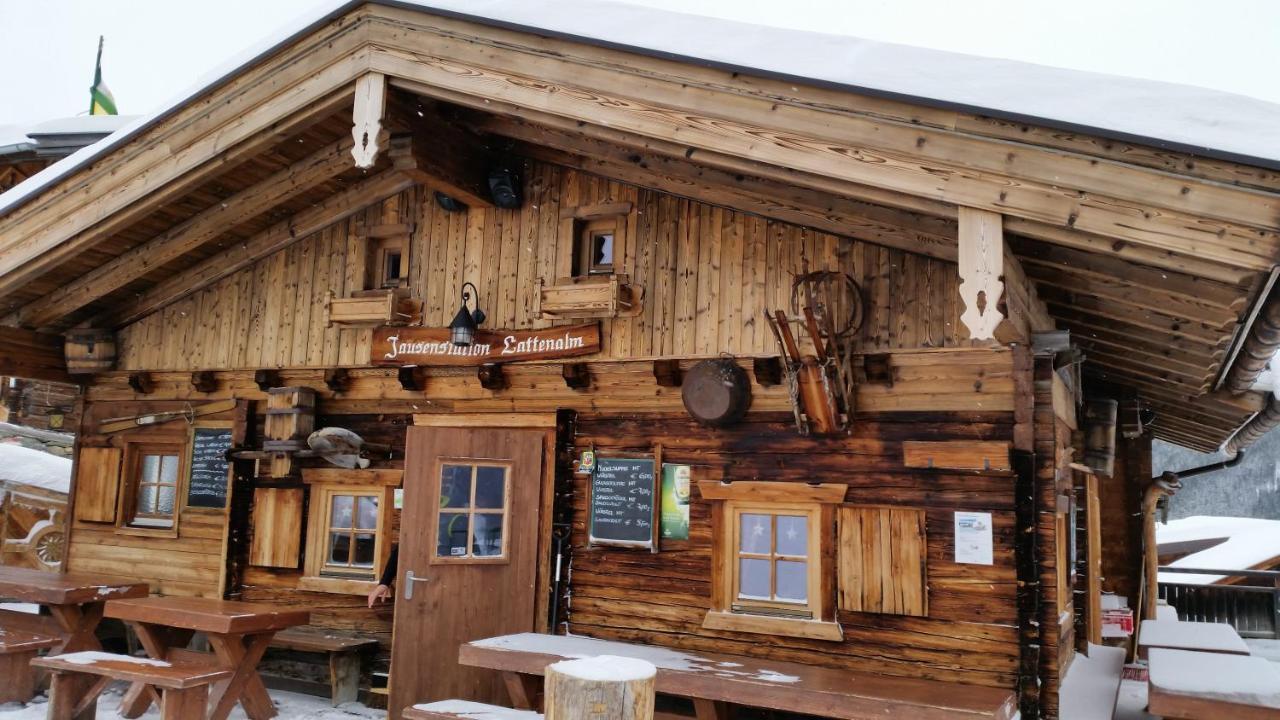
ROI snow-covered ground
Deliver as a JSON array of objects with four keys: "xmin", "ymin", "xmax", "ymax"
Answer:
[
  {"xmin": 1156, "ymin": 515, "xmax": 1280, "ymax": 584},
  {"xmin": 0, "ymin": 686, "xmax": 385, "ymax": 720},
  {"xmin": 0, "ymin": 442, "xmax": 71, "ymax": 493}
]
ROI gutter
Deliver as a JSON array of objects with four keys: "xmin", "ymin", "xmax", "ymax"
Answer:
[
  {"xmin": 1221, "ymin": 268, "xmax": 1280, "ymax": 394},
  {"xmin": 1226, "ymin": 395, "xmax": 1280, "ymax": 453}
]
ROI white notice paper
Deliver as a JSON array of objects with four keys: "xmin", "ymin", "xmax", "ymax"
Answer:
[{"xmin": 954, "ymin": 511, "xmax": 994, "ymax": 565}]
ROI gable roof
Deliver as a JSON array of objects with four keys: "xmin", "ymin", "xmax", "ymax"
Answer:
[{"xmin": 4, "ymin": 0, "xmax": 1280, "ymax": 218}]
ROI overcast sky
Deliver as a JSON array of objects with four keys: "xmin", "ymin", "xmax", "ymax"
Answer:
[{"xmin": 1, "ymin": 0, "xmax": 1277, "ymax": 128}]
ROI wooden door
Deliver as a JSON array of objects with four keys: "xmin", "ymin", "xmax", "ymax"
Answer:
[{"xmin": 389, "ymin": 427, "xmax": 544, "ymax": 717}]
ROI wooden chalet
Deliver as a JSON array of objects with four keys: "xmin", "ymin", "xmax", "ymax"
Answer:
[{"xmin": 2, "ymin": 2, "xmax": 1280, "ymax": 718}]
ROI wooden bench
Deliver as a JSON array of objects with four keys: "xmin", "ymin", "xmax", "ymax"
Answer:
[
  {"xmin": 0, "ymin": 629, "xmax": 59, "ymax": 702},
  {"xmin": 266, "ymin": 625, "xmax": 379, "ymax": 705},
  {"xmin": 33, "ymin": 651, "xmax": 233, "ymax": 720},
  {"xmin": 405, "ymin": 700, "xmax": 544, "ymax": 719}
]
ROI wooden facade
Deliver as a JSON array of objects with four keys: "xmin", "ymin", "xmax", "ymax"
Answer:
[{"xmin": 2, "ymin": 3, "xmax": 1279, "ymax": 719}]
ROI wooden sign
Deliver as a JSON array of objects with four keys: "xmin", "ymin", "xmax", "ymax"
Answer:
[
  {"xmin": 187, "ymin": 427, "xmax": 233, "ymax": 509},
  {"xmin": 371, "ymin": 323, "xmax": 601, "ymax": 366},
  {"xmin": 589, "ymin": 457, "xmax": 657, "ymax": 549}
]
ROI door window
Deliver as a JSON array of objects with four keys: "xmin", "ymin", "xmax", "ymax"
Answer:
[{"xmin": 436, "ymin": 463, "xmax": 510, "ymax": 561}]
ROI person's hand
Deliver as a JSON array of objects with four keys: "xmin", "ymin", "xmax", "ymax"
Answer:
[{"xmin": 367, "ymin": 583, "xmax": 392, "ymax": 608}]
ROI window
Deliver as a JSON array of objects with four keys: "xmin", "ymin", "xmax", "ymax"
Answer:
[
  {"xmin": 434, "ymin": 463, "xmax": 510, "ymax": 562},
  {"xmin": 699, "ymin": 481, "xmax": 845, "ymax": 641},
  {"xmin": 575, "ymin": 218, "xmax": 616, "ymax": 276},
  {"xmin": 300, "ymin": 469, "xmax": 400, "ymax": 595},
  {"xmin": 371, "ymin": 236, "xmax": 408, "ymax": 288},
  {"xmin": 117, "ymin": 440, "xmax": 186, "ymax": 534},
  {"xmin": 733, "ymin": 510, "xmax": 816, "ymax": 616}
]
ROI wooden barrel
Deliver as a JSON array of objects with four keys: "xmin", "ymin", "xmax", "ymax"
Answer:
[
  {"xmin": 63, "ymin": 329, "xmax": 116, "ymax": 374},
  {"xmin": 682, "ymin": 358, "xmax": 752, "ymax": 427}
]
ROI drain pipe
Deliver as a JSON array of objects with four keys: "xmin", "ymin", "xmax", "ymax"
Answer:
[
  {"xmin": 1141, "ymin": 450, "xmax": 1247, "ymax": 621},
  {"xmin": 1227, "ymin": 394, "xmax": 1280, "ymax": 454}
]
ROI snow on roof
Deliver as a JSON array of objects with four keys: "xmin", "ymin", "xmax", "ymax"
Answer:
[
  {"xmin": 23, "ymin": 115, "xmax": 135, "ymax": 139},
  {"xmin": 0, "ymin": 442, "xmax": 71, "ymax": 494},
  {"xmin": 3, "ymin": 0, "xmax": 1280, "ymax": 220},
  {"xmin": 1157, "ymin": 516, "xmax": 1280, "ymax": 585}
]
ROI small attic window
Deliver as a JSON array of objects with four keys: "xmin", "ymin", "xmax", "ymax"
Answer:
[
  {"xmin": 575, "ymin": 217, "xmax": 616, "ymax": 277},
  {"xmin": 371, "ymin": 236, "xmax": 408, "ymax": 288}
]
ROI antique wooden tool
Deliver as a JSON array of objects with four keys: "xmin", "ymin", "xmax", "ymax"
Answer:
[
  {"xmin": 767, "ymin": 309, "xmax": 837, "ymax": 435},
  {"xmin": 97, "ymin": 399, "xmax": 238, "ymax": 434}
]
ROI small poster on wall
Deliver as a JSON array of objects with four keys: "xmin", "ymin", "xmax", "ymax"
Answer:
[
  {"xmin": 954, "ymin": 511, "xmax": 994, "ymax": 565},
  {"xmin": 660, "ymin": 464, "xmax": 691, "ymax": 540}
]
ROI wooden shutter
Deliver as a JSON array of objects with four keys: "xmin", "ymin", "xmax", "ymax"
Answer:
[
  {"xmin": 249, "ymin": 488, "xmax": 304, "ymax": 568},
  {"xmin": 838, "ymin": 506, "xmax": 927, "ymax": 617},
  {"xmin": 74, "ymin": 447, "xmax": 121, "ymax": 523}
]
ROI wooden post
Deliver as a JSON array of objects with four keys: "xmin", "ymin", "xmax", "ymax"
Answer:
[
  {"xmin": 544, "ymin": 656, "xmax": 655, "ymax": 720},
  {"xmin": 957, "ymin": 207, "xmax": 1005, "ymax": 341},
  {"xmin": 351, "ymin": 73, "xmax": 387, "ymax": 169}
]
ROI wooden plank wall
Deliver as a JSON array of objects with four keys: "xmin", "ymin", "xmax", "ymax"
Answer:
[
  {"xmin": 115, "ymin": 161, "xmax": 968, "ymax": 371},
  {"xmin": 568, "ymin": 409, "xmax": 1019, "ymax": 690},
  {"xmin": 1032, "ymin": 358, "xmax": 1074, "ymax": 718}
]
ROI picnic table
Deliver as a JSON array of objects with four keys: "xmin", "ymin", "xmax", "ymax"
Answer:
[
  {"xmin": 106, "ymin": 596, "xmax": 310, "ymax": 720},
  {"xmin": 459, "ymin": 633, "xmax": 1018, "ymax": 720},
  {"xmin": 1139, "ymin": 619, "xmax": 1250, "ymax": 658},
  {"xmin": 1148, "ymin": 647, "xmax": 1280, "ymax": 719},
  {"xmin": 0, "ymin": 566, "xmax": 148, "ymax": 653}
]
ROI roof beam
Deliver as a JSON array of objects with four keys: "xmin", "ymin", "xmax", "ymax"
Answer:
[
  {"xmin": 0, "ymin": 17, "xmax": 375, "ymax": 306},
  {"xmin": 487, "ymin": 118, "xmax": 959, "ymax": 262},
  {"xmin": 373, "ymin": 45, "xmax": 1280, "ymax": 270},
  {"xmin": 395, "ymin": 121, "xmax": 495, "ymax": 208},
  {"xmin": 102, "ymin": 165, "xmax": 414, "ymax": 328},
  {"xmin": 1025, "ymin": 263, "xmax": 1240, "ymax": 327},
  {"xmin": 0, "ymin": 327, "xmax": 70, "ymax": 383},
  {"xmin": 1040, "ymin": 291, "xmax": 1235, "ymax": 343},
  {"xmin": 14, "ymin": 135, "xmax": 358, "ymax": 328}
]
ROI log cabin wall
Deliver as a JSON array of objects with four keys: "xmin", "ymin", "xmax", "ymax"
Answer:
[
  {"xmin": 563, "ymin": 348, "xmax": 1021, "ymax": 692},
  {"xmin": 1032, "ymin": 358, "xmax": 1073, "ymax": 719},
  {"xmin": 113, "ymin": 162, "xmax": 970, "ymax": 372}
]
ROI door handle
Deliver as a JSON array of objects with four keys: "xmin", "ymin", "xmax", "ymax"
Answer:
[{"xmin": 404, "ymin": 569, "xmax": 431, "ymax": 600}]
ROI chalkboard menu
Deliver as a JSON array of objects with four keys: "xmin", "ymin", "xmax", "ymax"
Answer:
[
  {"xmin": 589, "ymin": 457, "xmax": 657, "ymax": 549},
  {"xmin": 187, "ymin": 427, "xmax": 233, "ymax": 509}
]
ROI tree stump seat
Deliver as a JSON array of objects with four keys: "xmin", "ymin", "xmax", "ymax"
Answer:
[
  {"xmin": 0, "ymin": 629, "xmax": 59, "ymax": 703},
  {"xmin": 404, "ymin": 699, "xmax": 544, "ymax": 719},
  {"xmin": 33, "ymin": 651, "xmax": 233, "ymax": 720}
]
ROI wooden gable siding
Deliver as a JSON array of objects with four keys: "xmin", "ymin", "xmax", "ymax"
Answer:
[
  {"xmin": 566, "ymin": 405, "xmax": 1020, "ymax": 691},
  {"xmin": 114, "ymin": 161, "xmax": 968, "ymax": 371}
]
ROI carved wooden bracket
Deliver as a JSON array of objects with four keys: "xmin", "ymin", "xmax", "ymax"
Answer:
[
  {"xmin": 563, "ymin": 363, "xmax": 591, "ymax": 390},
  {"xmin": 751, "ymin": 357, "xmax": 783, "ymax": 386},
  {"xmin": 398, "ymin": 366, "xmax": 427, "ymax": 391},
  {"xmin": 254, "ymin": 369, "xmax": 282, "ymax": 392},
  {"xmin": 653, "ymin": 359, "xmax": 682, "ymax": 387},
  {"xmin": 958, "ymin": 207, "xmax": 1005, "ymax": 341},
  {"xmin": 190, "ymin": 370, "xmax": 218, "ymax": 393},
  {"xmin": 128, "ymin": 372, "xmax": 154, "ymax": 395},
  {"xmin": 324, "ymin": 368, "xmax": 351, "ymax": 393},
  {"xmin": 351, "ymin": 73, "xmax": 388, "ymax": 169},
  {"xmin": 478, "ymin": 363, "xmax": 508, "ymax": 391}
]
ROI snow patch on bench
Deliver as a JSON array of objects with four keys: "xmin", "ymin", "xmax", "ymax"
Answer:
[
  {"xmin": 57, "ymin": 651, "xmax": 171, "ymax": 668},
  {"xmin": 415, "ymin": 700, "xmax": 543, "ymax": 720}
]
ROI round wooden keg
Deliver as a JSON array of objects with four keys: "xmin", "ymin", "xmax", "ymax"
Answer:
[
  {"xmin": 63, "ymin": 329, "xmax": 117, "ymax": 374},
  {"xmin": 681, "ymin": 358, "xmax": 752, "ymax": 427}
]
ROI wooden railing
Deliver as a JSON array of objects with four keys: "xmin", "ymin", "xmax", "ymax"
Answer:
[{"xmin": 1158, "ymin": 566, "xmax": 1280, "ymax": 639}]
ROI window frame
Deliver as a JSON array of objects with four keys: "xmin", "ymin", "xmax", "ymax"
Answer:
[
  {"xmin": 371, "ymin": 236, "xmax": 409, "ymax": 289},
  {"xmin": 699, "ymin": 480, "xmax": 845, "ymax": 642},
  {"xmin": 299, "ymin": 469, "xmax": 400, "ymax": 596},
  {"xmin": 115, "ymin": 437, "xmax": 187, "ymax": 538},
  {"xmin": 728, "ymin": 503, "xmax": 823, "ymax": 618},
  {"xmin": 430, "ymin": 460, "xmax": 514, "ymax": 566}
]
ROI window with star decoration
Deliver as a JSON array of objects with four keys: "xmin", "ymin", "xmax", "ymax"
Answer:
[{"xmin": 698, "ymin": 481, "xmax": 845, "ymax": 642}]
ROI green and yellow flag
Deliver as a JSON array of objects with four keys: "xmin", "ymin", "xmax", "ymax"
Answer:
[{"xmin": 89, "ymin": 36, "xmax": 117, "ymax": 116}]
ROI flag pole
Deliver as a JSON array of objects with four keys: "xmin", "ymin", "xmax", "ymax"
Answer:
[{"xmin": 89, "ymin": 35, "xmax": 104, "ymax": 116}]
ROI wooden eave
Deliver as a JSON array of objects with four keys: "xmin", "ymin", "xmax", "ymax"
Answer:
[{"xmin": 0, "ymin": 3, "xmax": 1275, "ymax": 451}]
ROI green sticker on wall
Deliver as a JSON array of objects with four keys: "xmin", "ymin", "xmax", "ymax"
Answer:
[{"xmin": 660, "ymin": 464, "xmax": 691, "ymax": 541}]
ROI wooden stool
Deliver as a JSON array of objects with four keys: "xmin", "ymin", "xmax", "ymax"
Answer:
[
  {"xmin": 33, "ymin": 651, "xmax": 233, "ymax": 720},
  {"xmin": 0, "ymin": 629, "xmax": 58, "ymax": 703}
]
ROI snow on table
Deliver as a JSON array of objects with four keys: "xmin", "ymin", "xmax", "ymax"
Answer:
[
  {"xmin": 1059, "ymin": 643, "xmax": 1126, "ymax": 720},
  {"xmin": 1139, "ymin": 619, "xmax": 1249, "ymax": 656},
  {"xmin": 1148, "ymin": 648, "xmax": 1280, "ymax": 714},
  {"xmin": 472, "ymin": 633, "xmax": 798, "ymax": 683}
]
